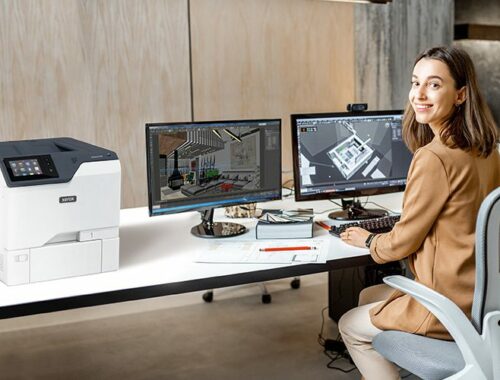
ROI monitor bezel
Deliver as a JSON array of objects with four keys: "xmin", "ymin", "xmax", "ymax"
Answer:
[
  {"xmin": 291, "ymin": 110, "xmax": 407, "ymax": 202},
  {"xmin": 146, "ymin": 118, "xmax": 283, "ymax": 217}
]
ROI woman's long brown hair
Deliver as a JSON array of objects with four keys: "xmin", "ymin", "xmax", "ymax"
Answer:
[{"xmin": 403, "ymin": 46, "xmax": 498, "ymax": 157}]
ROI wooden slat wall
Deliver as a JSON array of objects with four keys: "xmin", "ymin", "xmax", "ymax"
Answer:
[
  {"xmin": 0, "ymin": 0, "xmax": 191, "ymax": 208},
  {"xmin": 5, "ymin": 0, "xmax": 452, "ymax": 207},
  {"xmin": 190, "ymin": 0, "xmax": 355, "ymax": 181}
]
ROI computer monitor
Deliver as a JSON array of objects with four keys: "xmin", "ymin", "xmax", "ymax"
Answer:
[
  {"xmin": 291, "ymin": 110, "xmax": 413, "ymax": 220},
  {"xmin": 146, "ymin": 119, "xmax": 282, "ymax": 238}
]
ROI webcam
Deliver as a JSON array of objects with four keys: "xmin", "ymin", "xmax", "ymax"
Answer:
[{"xmin": 347, "ymin": 103, "xmax": 368, "ymax": 112}]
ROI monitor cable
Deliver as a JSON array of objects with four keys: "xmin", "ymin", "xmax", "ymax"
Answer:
[
  {"xmin": 283, "ymin": 188, "xmax": 294, "ymax": 199},
  {"xmin": 328, "ymin": 199, "xmax": 343, "ymax": 208},
  {"xmin": 313, "ymin": 200, "xmax": 343, "ymax": 216},
  {"xmin": 282, "ymin": 178, "xmax": 294, "ymax": 189},
  {"xmin": 317, "ymin": 305, "xmax": 412, "ymax": 377},
  {"xmin": 317, "ymin": 306, "xmax": 357, "ymax": 373},
  {"xmin": 364, "ymin": 199, "xmax": 399, "ymax": 214},
  {"xmin": 281, "ymin": 179, "xmax": 295, "ymax": 198},
  {"xmin": 314, "ymin": 206, "xmax": 342, "ymax": 216}
]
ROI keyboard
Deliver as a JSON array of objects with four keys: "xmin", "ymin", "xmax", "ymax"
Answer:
[{"xmin": 329, "ymin": 215, "xmax": 401, "ymax": 237}]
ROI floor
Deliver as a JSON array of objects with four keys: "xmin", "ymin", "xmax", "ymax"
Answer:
[{"xmin": 0, "ymin": 273, "xmax": 407, "ymax": 380}]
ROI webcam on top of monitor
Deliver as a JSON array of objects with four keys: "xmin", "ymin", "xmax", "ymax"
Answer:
[{"xmin": 347, "ymin": 103, "xmax": 368, "ymax": 112}]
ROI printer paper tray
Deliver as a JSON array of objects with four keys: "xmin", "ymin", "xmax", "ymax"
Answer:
[
  {"xmin": 30, "ymin": 240, "xmax": 102, "ymax": 283},
  {"xmin": 0, "ymin": 238, "xmax": 119, "ymax": 285}
]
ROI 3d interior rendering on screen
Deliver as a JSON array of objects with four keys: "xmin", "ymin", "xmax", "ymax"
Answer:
[
  {"xmin": 146, "ymin": 120, "xmax": 282, "ymax": 216},
  {"xmin": 159, "ymin": 127, "xmax": 264, "ymax": 199}
]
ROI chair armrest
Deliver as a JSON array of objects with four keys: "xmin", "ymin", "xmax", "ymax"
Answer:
[{"xmin": 383, "ymin": 275, "xmax": 487, "ymax": 372}]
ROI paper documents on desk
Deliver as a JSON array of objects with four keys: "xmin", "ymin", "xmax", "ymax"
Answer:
[{"xmin": 195, "ymin": 239, "xmax": 329, "ymax": 264}]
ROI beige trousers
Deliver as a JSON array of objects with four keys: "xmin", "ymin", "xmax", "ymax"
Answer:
[{"xmin": 338, "ymin": 284, "xmax": 401, "ymax": 380}]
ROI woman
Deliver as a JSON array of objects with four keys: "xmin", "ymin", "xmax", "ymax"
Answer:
[{"xmin": 338, "ymin": 46, "xmax": 500, "ymax": 380}]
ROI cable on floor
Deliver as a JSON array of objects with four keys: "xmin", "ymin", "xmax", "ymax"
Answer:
[{"xmin": 317, "ymin": 306, "xmax": 357, "ymax": 373}]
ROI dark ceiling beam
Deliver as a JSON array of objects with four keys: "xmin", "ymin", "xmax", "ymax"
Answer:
[{"xmin": 455, "ymin": 24, "xmax": 500, "ymax": 41}]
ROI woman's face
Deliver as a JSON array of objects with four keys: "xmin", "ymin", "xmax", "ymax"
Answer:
[{"xmin": 409, "ymin": 58, "xmax": 465, "ymax": 132}]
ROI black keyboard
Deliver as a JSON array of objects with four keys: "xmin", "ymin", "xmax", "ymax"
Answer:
[{"xmin": 329, "ymin": 215, "xmax": 401, "ymax": 237}]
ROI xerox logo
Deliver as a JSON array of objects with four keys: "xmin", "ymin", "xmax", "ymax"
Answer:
[{"xmin": 59, "ymin": 196, "xmax": 77, "ymax": 203}]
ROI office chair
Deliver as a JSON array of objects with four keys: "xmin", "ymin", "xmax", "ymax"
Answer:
[
  {"xmin": 372, "ymin": 187, "xmax": 500, "ymax": 380},
  {"xmin": 202, "ymin": 277, "xmax": 301, "ymax": 304}
]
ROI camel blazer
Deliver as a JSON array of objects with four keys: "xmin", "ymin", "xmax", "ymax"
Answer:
[{"xmin": 369, "ymin": 137, "xmax": 500, "ymax": 340}]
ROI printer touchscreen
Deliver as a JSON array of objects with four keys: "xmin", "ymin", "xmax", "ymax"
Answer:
[
  {"xmin": 9, "ymin": 159, "xmax": 43, "ymax": 176},
  {"xmin": 3, "ymin": 155, "xmax": 59, "ymax": 182}
]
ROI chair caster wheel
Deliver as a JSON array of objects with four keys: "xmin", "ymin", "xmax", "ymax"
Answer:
[
  {"xmin": 262, "ymin": 294, "xmax": 272, "ymax": 304},
  {"xmin": 291, "ymin": 278, "xmax": 301, "ymax": 289},
  {"xmin": 202, "ymin": 291, "xmax": 214, "ymax": 303}
]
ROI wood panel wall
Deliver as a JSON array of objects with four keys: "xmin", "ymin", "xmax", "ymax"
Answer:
[
  {"xmin": 190, "ymin": 0, "xmax": 355, "ymax": 181},
  {"xmin": 1, "ymin": 0, "xmax": 455, "ymax": 208},
  {"xmin": 0, "ymin": 0, "xmax": 191, "ymax": 208}
]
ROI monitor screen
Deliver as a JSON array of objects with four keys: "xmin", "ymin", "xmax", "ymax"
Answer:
[
  {"xmin": 146, "ymin": 119, "xmax": 282, "ymax": 237},
  {"xmin": 291, "ymin": 110, "xmax": 412, "ymax": 218}
]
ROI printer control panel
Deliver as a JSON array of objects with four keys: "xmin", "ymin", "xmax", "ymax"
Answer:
[
  {"xmin": 3, "ymin": 155, "xmax": 59, "ymax": 182},
  {"xmin": 0, "ymin": 137, "xmax": 118, "ymax": 187}
]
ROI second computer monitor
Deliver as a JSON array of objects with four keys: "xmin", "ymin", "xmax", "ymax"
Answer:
[
  {"xmin": 291, "ymin": 110, "xmax": 413, "ymax": 220},
  {"xmin": 146, "ymin": 119, "xmax": 282, "ymax": 237}
]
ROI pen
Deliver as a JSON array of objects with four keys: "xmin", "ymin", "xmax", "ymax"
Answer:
[
  {"xmin": 259, "ymin": 246, "xmax": 317, "ymax": 252},
  {"xmin": 315, "ymin": 221, "xmax": 331, "ymax": 231}
]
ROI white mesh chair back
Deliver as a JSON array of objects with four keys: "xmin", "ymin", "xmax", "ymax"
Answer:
[{"xmin": 471, "ymin": 187, "xmax": 500, "ymax": 333}]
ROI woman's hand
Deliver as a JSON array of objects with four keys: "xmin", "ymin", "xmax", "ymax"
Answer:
[{"xmin": 340, "ymin": 227, "xmax": 371, "ymax": 248}]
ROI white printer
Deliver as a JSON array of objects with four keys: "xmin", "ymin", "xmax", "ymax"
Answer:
[{"xmin": 0, "ymin": 137, "xmax": 121, "ymax": 285}]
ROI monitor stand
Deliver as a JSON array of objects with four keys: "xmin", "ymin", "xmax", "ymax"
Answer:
[
  {"xmin": 191, "ymin": 208, "xmax": 247, "ymax": 238},
  {"xmin": 328, "ymin": 199, "xmax": 388, "ymax": 221}
]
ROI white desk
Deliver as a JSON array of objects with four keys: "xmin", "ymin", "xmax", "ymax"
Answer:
[{"xmin": 0, "ymin": 193, "xmax": 402, "ymax": 319}]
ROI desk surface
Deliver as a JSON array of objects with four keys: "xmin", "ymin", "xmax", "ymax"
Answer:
[{"xmin": 0, "ymin": 193, "xmax": 402, "ymax": 318}]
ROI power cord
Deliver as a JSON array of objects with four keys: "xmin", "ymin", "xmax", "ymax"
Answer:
[
  {"xmin": 313, "ymin": 207, "xmax": 342, "ymax": 216},
  {"xmin": 327, "ymin": 197, "xmax": 399, "ymax": 215},
  {"xmin": 282, "ymin": 178, "xmax": 294, "ymax": 189},
  {"xmin": 318, "ymin": 305, "xmax": 413, "ymax": 378},
  {"xmin": 365, "ymin": 199, "xmax": 399, "ymax": 214},
  {"xmin": 281, "ymin": 180, "xmax": 295, "ymax": 198},
  {"xmin": 282, "ymin": 187, "xmax": 294, "ymax": 198},
  {"xmin": 328, "ymin": 199, "xmax": 343, "ymax": 208},
  {"xmin": 317, "ymin": 306, "xmax": 357, "ymax": 373}
]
